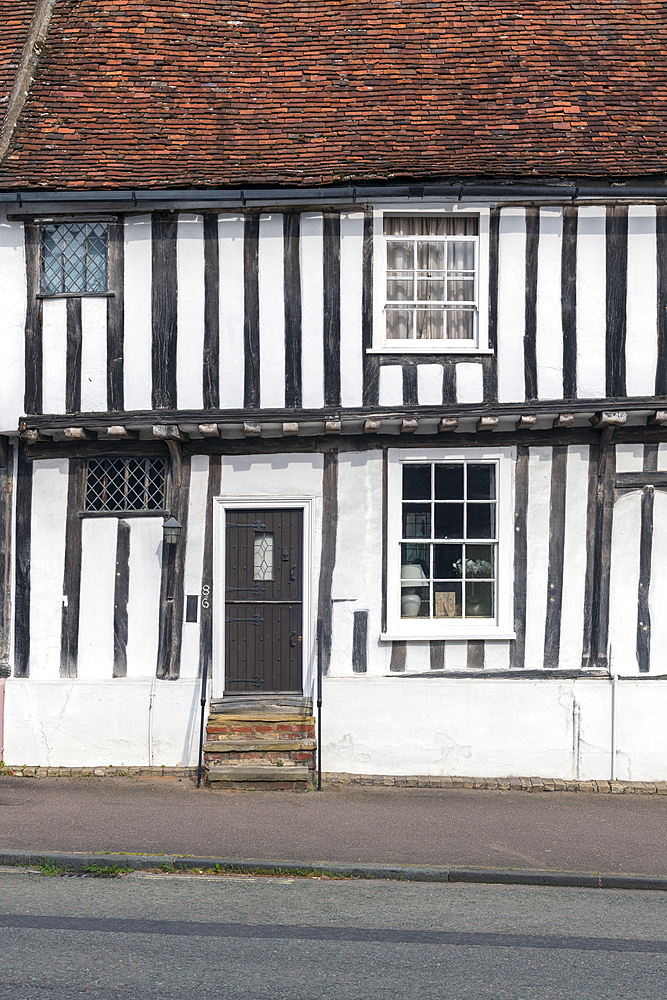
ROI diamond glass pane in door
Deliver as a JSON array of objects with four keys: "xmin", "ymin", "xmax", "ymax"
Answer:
[{"xmin": 254, "ymin": 533, "xmax": 274, "ymax": 581}]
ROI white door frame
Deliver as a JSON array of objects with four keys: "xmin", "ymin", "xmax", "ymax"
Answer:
[{"xmin": 212, "ymin": 497, "xmax": 314, "ymax": 700}]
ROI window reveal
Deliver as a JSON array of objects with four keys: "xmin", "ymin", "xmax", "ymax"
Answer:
[
  {"xmin": 384, "ymin": 215, "xmax": 478, "ymax": 343},
  {"xmin": 401, "ymin": 461, "xmax": 497, "ymax": 621},
  {"xmin": 84, "ymin": 458, "xmax": 167, "ymax": 513},
  {"xmin": 41, "ymin": 222, "xmax": 108, "ymax": 294}
]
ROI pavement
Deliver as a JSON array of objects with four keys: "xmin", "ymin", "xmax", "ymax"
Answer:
[{"xmin": 2, "ymin": 775, "xmax": 667, "ymax": 888}]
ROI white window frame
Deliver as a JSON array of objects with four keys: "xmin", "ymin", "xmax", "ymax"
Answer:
[
  {"xmin": 384, "ymin": 447, "xmax": 515, "ymax": 640},
  {"xmin": 370, "ymin": 204, "xmax": 491, "ymax": 354}
]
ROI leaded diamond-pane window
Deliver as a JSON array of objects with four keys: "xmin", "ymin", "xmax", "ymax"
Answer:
[
  {"xmin": 41, "ymin": 223, "xmax": 108, "ymax": 294},
  {"xmin": 84, "ymin": 459, "xmax": 167, "ymax": 513}
]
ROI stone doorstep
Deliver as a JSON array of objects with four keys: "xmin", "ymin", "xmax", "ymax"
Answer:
[
  {"xmin": 207, "ymin": 713, "xmax": 316, "ymax": 724},
  {"xmin": 207, "ymin": 765, "xmax": 312, "ymax": 783},
  {"xmin": 203, "ymin": 739, "xmax": 316, "ymax": 753}
]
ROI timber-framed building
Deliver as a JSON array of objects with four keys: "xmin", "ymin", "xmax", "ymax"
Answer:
[{"xmin": 1, "ymin": 1, "xmax": 667, "ymax": 782}]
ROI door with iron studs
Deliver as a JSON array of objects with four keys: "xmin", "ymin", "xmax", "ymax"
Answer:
[{"xmin": 224, "ymin": 509, "xmax": 303, "ymax": 694}]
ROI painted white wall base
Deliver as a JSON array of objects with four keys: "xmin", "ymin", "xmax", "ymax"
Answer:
[
  {"xmin": 320, "ymin": 677, "xmax": 667, "ymax": 782},
  {"xmin": 4, "ymin": 679, "xmax": 203, "ymax": 767}
]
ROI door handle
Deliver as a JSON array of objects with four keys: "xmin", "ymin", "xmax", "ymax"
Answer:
[{"xmin": 290, "ymin": 565, "xmax": 297, "ymax": 582}]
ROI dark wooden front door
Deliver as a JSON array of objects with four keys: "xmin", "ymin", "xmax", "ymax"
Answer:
[{"xmin": 224, "ymin": 508, "xmax": 303, "ymax": 694}]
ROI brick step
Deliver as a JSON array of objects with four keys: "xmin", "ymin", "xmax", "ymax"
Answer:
[
  {"xmin": 208, "ymin": 765, "xmax": 311, "ymax": 786},
  {"xmin": 204, "ymin": 739, "xmax": 316, "ymax": 753}
]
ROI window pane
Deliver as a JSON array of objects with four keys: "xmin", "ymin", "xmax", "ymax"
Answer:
[
  {"xmin": 417, "ymin": 241, "xmax": 445, "ymax": 271},
  {"xmin": 433, "ymin": 544, "xmax": 462, "ymax": 578},
  {"xmin": 415, "ymin": 308, "xmax": 444, "ymax": 339},
  {"xmin": 254, "ymin": 533, "xmax": 274, "ymax": 581},
  {"xmin": 447, "ymin": 241, "xmax": 475, "ymax": 271},
  {"xmin": 401, "ymin": 585, "xmax": 430, "ymax": 618},
  {"xmin": 447, "ymin": 279, "xmax": 474, "ymax": 302},
  {"xmin": 400, "ymin": 544, "xmax": 429, "ymax": 577},
  {"xmin": 84, "ymin": 458, "xmax": 166, "ymax": 512},
  {"xmin": 417, "ymin": 279, "xmax": 445, "ymax": 301},
  {"xmin": 467, "ymin": 503, "xmax": 496, "ymax": 539},
  {"xmin": 465, "ymin": 581, "xmax": 494, "ymax": 618},
  {"xmin": 386, "ymin": 307, "xmax": 413, "ymax": 340},
  {"xmin": 435, "ymin": 503, "xmax": 464, "ymax": 539},
  {"xmin": 387, "ymin": 277, "xmax": 414, "ymax": 301},
  {"xmin": 446, "ymin": 309, "xmax": 474, "ymax": 340},
  {"xmin": 402, "ymin": 503, "xmax": 431, "ymax": 539},
  {"xmin": 86, "ymin": 225, "xmax": 108, "ymax": 292},
  {"xmin": 464, "ymin": 545, "xmax": 495, "ymax": 578},
  {"xmin": 386, "ymin": 241, "xmax": 414, "ymax": 269},
  {"xmin": 435, "ymin": 464, "xmax": 464, "ymax": 499},
  {"xmin": 445, "ymin": 217, "xmax": 479, "ymax": 236},
  {"xmin": 63, "ymin": 225, "xmax": 86, "ymax": 293},
  {"xmin": 41, "ymin": 226, "xmax": 63, "ymax": 293},
  {"xmin": 403, "ymin": 465, "xmax": 431, "ymax": 500},
  {"xmin": 434, "ymin": 583, "xmax": 461, "ymax": 618},
  {"xmin": 468, "ymin": 464, "xmax": 496, "ymax": 500}
]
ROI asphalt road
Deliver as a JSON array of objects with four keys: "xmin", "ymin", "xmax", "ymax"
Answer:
[
  {"xmin": 1, "ymin": 866, "xmax": 667, "ymax": 999},
  {"xmin": 2, "ymin": 778, "xmax": 667, "ymax": 876}
]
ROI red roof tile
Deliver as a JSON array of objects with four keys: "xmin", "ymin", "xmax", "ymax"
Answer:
[
  {"xmin": 1, "ymin": 0, "xmax": 667, "ymax": 188},
  {"xmin": 0, "ymin": 1, "xmax": 38, "ymax": 108}
]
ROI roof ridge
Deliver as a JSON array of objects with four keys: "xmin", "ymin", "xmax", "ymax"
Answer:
[{"xmin": 0, "ymin": 0, "xmax": 57, "ymax": 164}]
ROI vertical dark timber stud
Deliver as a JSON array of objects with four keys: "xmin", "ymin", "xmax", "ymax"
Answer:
[
  {"xmin": 0, "ymin": 440, "xmax": 12, "ymax": 673},
  {"xmin": 317, "ymin": 451, "xmax": 338, "ymax": 676},
  {"xmin": 362, "ymin": 210, "xmax": 379, "ymax": 407},
  {"xmin": 402, "ymin": 364, "xmax": 418, "ymax": 406},
  {"xmin": 283, "ymin": 212, "xmax": 302, "ymax": 409},
  {"xmin": 24, "ymin": 221, "xmax": 42, "ymax": 415},
  {"xmin": 657, "ymin": 205, "xmax": 667, "ymax": 396},
  {"xmin": 152, "ymin": 212, "xmax": 178, "ymax": 410},
  {"xmin": 636, "ymin": 444, "xmax": 658, "ymax": 674},
  {"xmin": 543, "ymin": 446, "xmax": 568, "ymax": 669},
  {"xmin": 199, "ymin": 455, "xmax": 221, "ymax": 679},
  {"xmin": 65, "ymin": 297, "xmax": 82, "ymax": 414},
  {"xmin": 589, "ymin": 429, "xmax": 616, "ymax": 671},
  {"xmin": 484, "ymin": 207, "xmax": 500, "ymax": 402},
  {"xmin": 107, "ymin": 218, "xmax": 125, "ymax": 411},
  {"xmin": 352, "ymin": 610, "xmax": 368, "ymax": 673},
  {"xmin": 524, "ymin": 207, "xmax": 539, "ymax": 402},
  {"xmin": 203, "ymin": 213, "xmax": 220, "ymax": 410},
  {"xmin": 14, "ymin": 441, "xmax": 32, "ymax": 677},
  {"xmin": 510, "ymin": 445, "xmax": 529, "ymax": 669},
  {"xmin": 157, "ymin": 450, "xmax": 191, "ymax": 679},
  {"xmin": 113, "ymin": 520, "xmax": 131, "ymax": 678},
  {"xmin": 243, "ymin": 214, "xmax": 260, "ymax": 409},
  {"xmin": 561, "ymin": 205, "xmax": 578, "ymax": 400},
  {"xmin": 60, "ymin": 459, "xmax": 85, "ymax": 678},
  {"xmin": 323, "ymin": 212, "xmax": 341, "ymax": 407},
  {"xmin": 606, "ymin": 204, "xmax": 628, "ymax": 398},
  {"xmin": 581, "ymin": 443, "xmax": 599, "ymax": 669}
]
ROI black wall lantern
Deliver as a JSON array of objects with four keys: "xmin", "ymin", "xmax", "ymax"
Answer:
[{"xmin": 163, "ymin": 516, "xmax": 182, "ymax": 545}]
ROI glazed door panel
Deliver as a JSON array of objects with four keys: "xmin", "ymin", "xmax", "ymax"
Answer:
[{"xmin": 224, "ymin": 508, "xmax": 303, "ymax": 693}]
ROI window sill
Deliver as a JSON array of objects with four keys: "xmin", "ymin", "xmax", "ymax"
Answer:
[
  {"xmin": 381, "ymin": 630, "xmax": 516, "ymax": 642},
  {"xmin": 366, "ymin": 346, "xmax": 493, "ymax": 355},
  {"xmin": 36, "ymin": 292, "xmax": 114, "ymax": 299},
  {"xmin": 79, "ymin": 509, "xmax": 169, "ymax": 519}
]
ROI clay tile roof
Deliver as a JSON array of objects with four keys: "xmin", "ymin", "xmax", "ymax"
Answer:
[
  {"xmin": 1, "ymin": 0, "xmax": 667, "ymax": 190},
  {"xmin": 0, "ymin": 1, "xmax": 39, "ymax": 107}
]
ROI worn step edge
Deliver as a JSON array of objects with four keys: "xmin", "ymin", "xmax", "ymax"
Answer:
[
  {"xmin": 204, "ymin": 740, "xmax": 316, "ymax": 753},
  {"xmin": 208, "ymin": 714, "xmax": 316, "ymax": 724},
  {"xmin": 207, "ymin": 765, "xmax": 311, "ymax": 782},
  {"xmin": 3, "ymin": 852, "xmax": 667, "ymax": 891}
]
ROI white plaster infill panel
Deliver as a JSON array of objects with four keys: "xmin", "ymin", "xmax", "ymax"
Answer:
[
  {"xmin": 626, "ymin": 204, "xmax": 657, "ymax": 398},
  {"xmin": 536, "ymin": 207, "xmax": 563, "ymax": 400},
  {"xmin": 29, "ymin": 460, "xmax": 69, "ymax": 678},
  {"xmin": 576, "ymin": 206, "xmax": 606, "ymax": 399},
  {"xmin": 300, "ymin": 212, "xmax": 325, "ymax": 410},
  {"xmin": 124, "ymin": 215, "xmax": 152, "ymax": 412},
  {"xmin": 417, "ymin": 364, "xmax": 443, "ymax": 406},
  {"xmin": 608, "ymin": 491, "xmax": 642, "ymax": 676},
  {"xmin": 176, "ymin": 214, "xmax": 205, "ymax": 410},
  {"xmin": 455, "ymin": 362, "xmax": 483, "ymax": 404},
  {"xmin": 258, "ymin": 213, "xmax": 285, "ymax": 409},
  {"xmin": 615, "ymin": 443, "xmax": 644, "ymax": 473},
  {"xmin": 523, "ymin": 447, "xmax": 551, "ymax": 669},
  {"xmin": 80, "ymin": 297, "xmax": 108, "ymax": 412},
  {"xmin": 125, "ymin": 517, "xmax": 162, "ymax": 679},
  {"xmin": 379, "ymin": 364, "xmax": 403, "ymax": 406},
  {"xmin": 340, "ymin": 211, "xmax": 364, "ymax": 407},
  {"xmin": 181, "ymin": 455, "xmax": 209, "ymax": 679},
  {"xmin": 0, "ymin": 212, "xmax": 26, "ymax": 432},
  {"xmin": 558, "ymin": 445, "xmax": 589, "ymax": 670},
  {"xmin": 496, "ymin": 207, "xmax": 526, "ymax": 403},
  {"xmin": 41, "ymin": 298, "xmax": 67, "ymax": 414},
  {"xmin": 3, "ymin": 679, "xmax": 202, "ymax": 767},
  {"xmin": 77, "ymin": 518, "xmax": 117, "ymax": 680},
  {"xmin": 218, "ymin": 214, "xmax": 245, "ymax": 409},
  {"xmin": 648, "ymin": 491, "xmax": 667, "ymax": 677}
]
